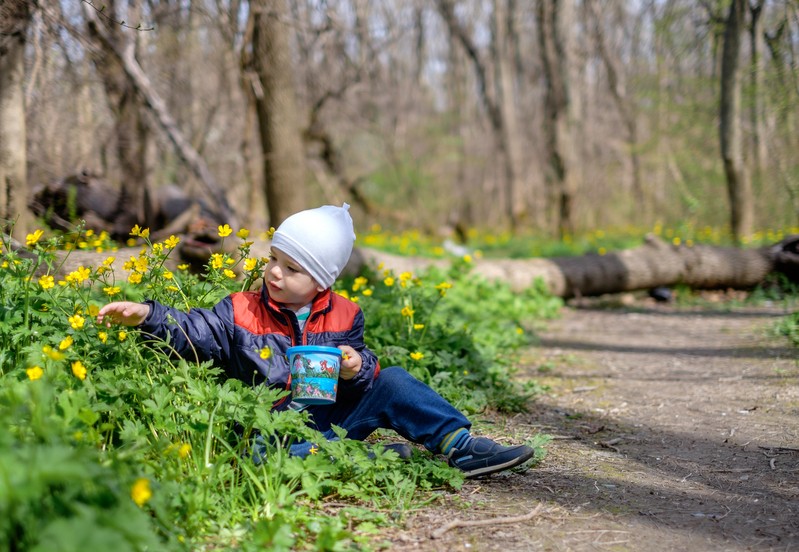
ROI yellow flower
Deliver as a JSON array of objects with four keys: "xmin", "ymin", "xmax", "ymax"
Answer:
[
  {"xmin": 68, "ymin": 314, "xmax": 85, "ymax": 330},
  {"xmin": 71, "ymin": 360, "xmax": 87, "ymax": 380},
  {"xmin": 362, "ymin": 289, "xmax": 373, "ymax": 297},
  {"xmin": 42, "ymin": 345, "xmax": 65, "ymax": 361},
  {"xmin": 178, "ymin": 443, "xmax": 192, "ymax": 459},
  {"xmin": 134, "ymin": 257, "xmax": 149, "ymax": 272},
  {"xmin": 26, "ymin": 366, "xmax": 44, "ymax": 380},
  {"xmin": 410, "ymin": 352, "xmax": 424, "ymax": 361},
  {"xmin": 178, "ymin": 264, "xmax": 190, "ymax": 271},
  {"xmin": 98, "ymin": 331, "xmax": 108, "ymax": 344},
  {"xmin": 217, "ymin": 224, "xmax": 233, "ymax": 237},
  {"xmin": 103, "ymin": 286, "xmax": 121, "ymax": 296},
  {"xmin": 352, "ymin": 276, "xmax": 368, "ymax": 291},
  {"xmin": 210, "ymin": 253, "xmax": 224, "ymax": 269},
  {"xmin": 309, "ymin": 445, "xmax": 318, "ymax": 455},
  {"xmin": 39, "ymin": 275, "xmax": 55, "ymax": 290},
  {"xmin": 128, "ymin": 273, "xmax": 142, "ymax": 284},
  {"xmin": 131, "ymin": 478, "xmax": 152, "ymax": 507},
  {"xmin": 383, "ymin": 277, "xmax": 395, "ymax": 287},
  {"xmin": 88, "ymin": 304, "xmax": 99, "ymax": 317},
  {"xmin": 118, "ymin": 331, "xmax": 128, "ymax": 342},
  {"xmin": 259, "ymin": 347, "xmax": 272, "ymax": 360},
  {"xmin": 224, "ymin": 269, "xmax": 236, "ymax": 279},
  {"xmin": 413, "ymin": 323, "xmax": 425, "ymax": 330},
  {"xmin": 236, "ymin": 228, "xmax": 250, "ymax": 239},
  {"xmin": 266, "ymin": 227, "xmax": 276, "ymax": 240},
  {"xmin": 152, "ymin": 243, "xmax": 164, "ymax": 255},
  {"xmin": 103, "ymin": 256, "xmax": 116, "ymax": 267},
  {"xmin": 26, "ymin": 229, "xmax": 44, "ymax": 246},
  {"xmin": 164, "ymin": 235, "xmax": 180, "ymax": 249},
  {"xmin": 435, "ymin": 281, "xmax": 453, "ymax": 296},
  {"xmin": 401, "ymin": 306, "xmax": 414, "ymax": 317},
  {"xmin": 163, "ymin": 270, "xmax": 174, "ymax": 280},
  {"xmin": 463, "ymin": 254, "xmax": 473, "ymax": 263},
  {"xmin": 336, "ymin": 289, "xmax": 350, "ymax": 299},
  {"xmin": 58, "ymin": 336, "xmax": 73, "ymax": 350},
  {"xmin": 244, "ymin": 258, "xmax": 258, "ymax": 272},
  {"xmin": 130, "ymin": 225, "xmax": 143, "ymax": 237}
]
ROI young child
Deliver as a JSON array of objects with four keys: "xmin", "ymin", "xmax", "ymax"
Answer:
[{"xmin": 97, "ymin": 204, "xmax": 534, "ymax": 477}]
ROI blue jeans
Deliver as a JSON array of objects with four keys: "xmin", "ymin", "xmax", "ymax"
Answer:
[{"xmin": 294, "ymin": 366, "xmax": 471, "ymax": 456}]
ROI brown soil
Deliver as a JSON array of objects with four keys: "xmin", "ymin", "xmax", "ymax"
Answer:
[{"xmin": 380, "ymin": 296, "xmax": 799, "ymax": 551}]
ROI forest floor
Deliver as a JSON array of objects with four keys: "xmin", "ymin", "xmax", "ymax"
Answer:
[{"xmin": 377, "ymin": 293, "xmax": 799, "ymax": 551}]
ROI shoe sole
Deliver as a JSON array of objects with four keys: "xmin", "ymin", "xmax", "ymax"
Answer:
[{"xmin": 460, "ymin": 447, "xmax": 536, "ymax": 478}]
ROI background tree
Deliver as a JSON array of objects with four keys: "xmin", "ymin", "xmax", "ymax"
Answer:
[
  {"xmin": 537, "ymin": 0, "xmax": 576, "ymax": 238},
  {"xmin": 0, "ymin": 0, "xmax": 36, "ymax": 240},
  {"xmin": 720, "ymin": 0, "xmax": 754, "ymax": 243},
  {"xmin": 250, "ymin": 0, "xmax": 308, "ymax": 226}
]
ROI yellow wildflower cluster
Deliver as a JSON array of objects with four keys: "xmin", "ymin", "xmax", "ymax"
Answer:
[{"xmin": 64, "ymin": 266, "xmax": 91, "ymax": 287}]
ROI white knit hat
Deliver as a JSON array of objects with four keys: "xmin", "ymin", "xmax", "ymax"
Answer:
[{"xmin": 271, "ymin": 203, "xmax": 356, "ymax": 289}]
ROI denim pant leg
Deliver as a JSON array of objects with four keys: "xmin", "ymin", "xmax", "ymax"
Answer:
[{"xmin": 304, "ymin": 366, "xmax": 471, "ymax": 453}]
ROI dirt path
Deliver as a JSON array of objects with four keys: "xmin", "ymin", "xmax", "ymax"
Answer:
[{"xmin": 384, "ymin": 302, "xmax": 799, "ymax": 551}]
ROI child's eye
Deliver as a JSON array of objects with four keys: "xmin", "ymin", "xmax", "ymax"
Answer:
[{"xmin": 286, "ymin": 266, "xmax": 299, "ymax": 273}]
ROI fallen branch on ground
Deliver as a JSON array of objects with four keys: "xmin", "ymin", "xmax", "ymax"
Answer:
[{"xmin": 430, "ymin": 503, "xmax": 544, "ymax": 539}]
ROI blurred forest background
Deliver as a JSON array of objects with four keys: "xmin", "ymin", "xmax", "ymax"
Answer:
[{"xmin": 2, "ymin": 0, "xmax": 799, "ymax": 250}]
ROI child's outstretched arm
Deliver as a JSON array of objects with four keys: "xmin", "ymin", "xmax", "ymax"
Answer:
[{"xmin": 97, "ymin": 301, "xmax": 151, "ymax": 327}]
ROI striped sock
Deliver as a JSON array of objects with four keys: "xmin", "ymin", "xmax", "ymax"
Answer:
[{"xmin": 439, "ymin": 428, "xmax": 473, "ymax": 455}]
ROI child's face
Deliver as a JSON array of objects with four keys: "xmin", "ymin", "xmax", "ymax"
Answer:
[{"xmin": 264, "ymin": 248, "xmax": 324, "ymax": 311}]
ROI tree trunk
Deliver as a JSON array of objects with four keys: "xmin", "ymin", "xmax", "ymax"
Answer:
[
  {"xmin": 251, "ymin": 0, "xmax": 308, "ymax": 227},
  {"xmin": 536, "ymin": 0, "xmax": 576, "ymax": 239},
  {"xmin": 0, "ymin": 0, "xmax": 35, "ymax": 241},
  {"xmin": 84, "ymin": 0, "xmax": 149, "ymax": 233},
  {"xmin": 350, "ymin": 234, "xmax": 799, "ymax": 298},
  {"xmin": 492, "ymin": 0, "xmax": 525, "ymax": 229},
  {"xmin": 748, "ymin": 0, "xmax": 766, "ymax": 180},
  {"xmin": 720, "ymin": 0, "xmax": 754, "ymax": 243}
]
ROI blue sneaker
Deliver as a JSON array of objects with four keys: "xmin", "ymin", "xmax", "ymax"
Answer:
[{"xmin": 447, "ymin": 437, "xmax": 534, "ymax": 478}]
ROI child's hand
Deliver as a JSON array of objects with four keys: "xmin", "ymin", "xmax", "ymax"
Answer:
[
  {"xmin": 97, "ymin": 301, "xmax": 151, "ymax": 328},
  {"xmin": 338, "ymin": 345, "xmax": 362, "ymax": 380}
]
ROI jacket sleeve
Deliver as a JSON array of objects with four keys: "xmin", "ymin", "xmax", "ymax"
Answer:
[
  {"xmin": 137, "ymin": 297, "xmax": 235, "ymax": 365},
  {"xmin": 336, "ymin": 307, "xmax": 379, "ymax": 400}
]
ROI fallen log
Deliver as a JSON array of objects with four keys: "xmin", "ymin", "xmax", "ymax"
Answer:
[{"xmin": 348, "ymin": 234, "xmax": 799, "ymax": 297}]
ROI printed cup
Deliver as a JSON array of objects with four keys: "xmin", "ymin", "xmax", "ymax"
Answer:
[{"xmin": 287, "ymin": 345, "xmax": 342, "ymax": 405}]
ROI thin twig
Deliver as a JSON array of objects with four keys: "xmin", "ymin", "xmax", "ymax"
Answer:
[{"xmin": 430, "ymin": 503, "xmax": 543, "ymax": 539}]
